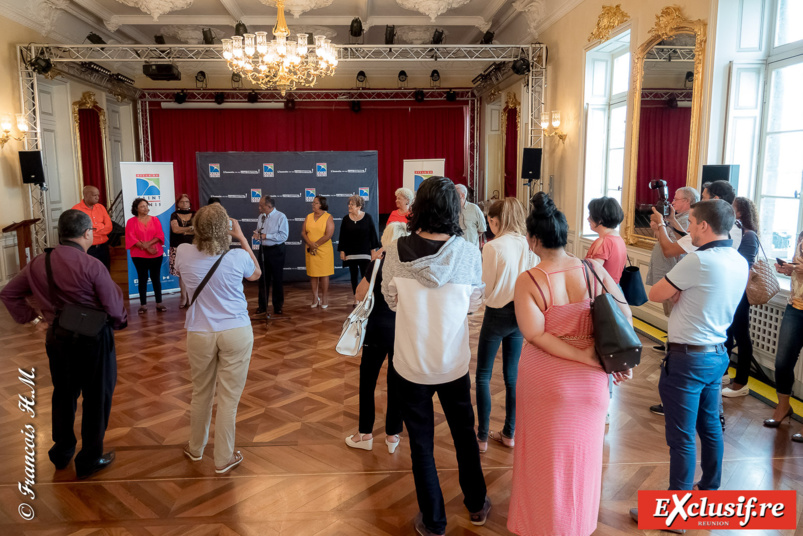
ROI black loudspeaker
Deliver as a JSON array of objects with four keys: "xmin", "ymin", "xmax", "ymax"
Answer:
[
  {"xmin": 702, "ymin": 164, "xmax": 739, "ymax": 192},
  {"xmin": 19, "ymin": 151, "xmax": 45, "ymax": 184},
  {"xmin": 521, "ymin": 148, "xmax": 542, "ymax": 181}
]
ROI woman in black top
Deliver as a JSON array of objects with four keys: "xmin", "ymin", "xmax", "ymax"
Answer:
[
  {"xmin": 722, "ymin": 196, "xmax": 760, "ymax": 397},
  {"xmin": 169, "ymin": 194, "xmax": 195, "ymax": 308},
  {"xmin": 344, "ymin": 221, "xmax": 408, "ymax": 454},
  {"xmin": 338, "ymin": 195, "xmax": 380, "ymax": 305}
]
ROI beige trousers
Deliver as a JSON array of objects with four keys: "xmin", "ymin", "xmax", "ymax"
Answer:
[{"xmin": 186, "ymin": 325, "xmax": 253, "ymax": 467}]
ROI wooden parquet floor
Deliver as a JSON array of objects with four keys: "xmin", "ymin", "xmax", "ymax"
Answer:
[{"xmin": 0, "ymin": 248, "xmax": 801, "ymax": 535}]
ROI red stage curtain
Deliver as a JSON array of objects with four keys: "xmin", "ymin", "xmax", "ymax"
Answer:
[
  {"xmin": 635, "ymin": 104, "xmax": 692, "ymax": 206},
  {"xmin": 148, "ymin": 101, "xmax": 469, "ymax": 213},
  {"xmin": 78, "ymin": 109, "xmax": 107, "ymax": 206},
  {"xmin": 503, "ymin": 107, "xmax": 518, "ymax": 198}
]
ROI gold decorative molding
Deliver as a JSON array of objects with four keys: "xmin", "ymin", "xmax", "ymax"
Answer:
[
  {"xmin": 650, "ymin": 5, "xmax": 693, "ymax": 41},
  {"xmin": 588, "ymin": 4, "xmax": 630, "ymax": 43},
  {"xmin": 72, "ymin": 92, "xmax": 112, "ymax": 205}
]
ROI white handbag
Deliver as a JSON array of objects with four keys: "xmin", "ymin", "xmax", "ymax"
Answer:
[{"xmin": 336, "ymin": 259, "xmax": 381, "ymax": 356}]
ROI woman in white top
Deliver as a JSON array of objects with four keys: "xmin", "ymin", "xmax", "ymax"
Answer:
[
  {"xmin": 476, "ymin": 198, "xmax": 538, "ymax": 453},
  {"xmin": 175, "ymin": 204, "xmax": 261, "ymax": 474}
]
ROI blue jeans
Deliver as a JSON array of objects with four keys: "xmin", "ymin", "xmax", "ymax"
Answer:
[
  {"xmin": 658, "ymin": 348, "xmax": 729, "ymax": 490},
  {"xmin": 475, "ymin": 302, "xmax": 522, "ymax": 441},
  {"xmin": 774, "ymin": 305, "xmax": 803, "ymax": 395}
]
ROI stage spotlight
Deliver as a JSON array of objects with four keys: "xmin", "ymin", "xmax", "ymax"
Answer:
[
  {"xmin": 351, "ymin": 100, "xmax": 361, "ymax": 113},
  {"xmin": 512, "ymin": 56, "xmax": 530, "ymax": 76},
  {"xmin": 154, "ymin": 34, "xmax": 166, "ymax": 44},
  {"xmin": 414, "ymin": 90, "xmax": 425, "ymax": 102},
  {"xmin": 113, "ymin": 73, "xmax": 135, "ymax": 85},
  {"xmin": 431, "ymin": 29, "xmax": 444, "ymax": 44},
  {"xmin": 234, "ymin": 21, "xmax": 248, "ymax": 37},
  {"xmin": 445, "ymin": 90, "xmax": 457, "ymax": 102},
  {"xmin": 214, "ymin": 92, "xmax": 225, "ymax": 105},
  {"xmin": 356, "ymin": 71, "xmax": 367, "ymax": 83},
  {"xmin": 30, "ymin": 56, "xmax": 53, "ymax": 75},
  {"xmin": 202, "ymin": 28, "xmax": 215, "ymax": 44},
  {"xmin": 385, "ymin": 25, "xmax": 395, "ymax": 45},
  {"xmin": 231, "ymin": 72, "xmax": 242, "ymax": 88},
  {"xmin": 195, "ymin": 70, "xmax": 207, "ymax": 88},
  {"xmin": 430, "ymin": 69, "xmax": 440, "ymax": 82},
  {"xmin": 398, "ymin": 70, "xmax": 407, "ymax": 82},
  {"xmin": 86, "ymin": 32, "xmax": 106, "ymax": 45},
  {"xmin": 247, "ymin": 90, "xmax": 259, "ymax": 103},
  {"xmin": 174, "ymin": 90, "xmax": 188, "ymax": 104},
  {"xmin": 284, "ymin": 98, "xmax": 296, "ymax": 110},
  {"xmin": 349, "ymin": 17, "xmax": 363, "ymax": 37},
  {"xmin": 685, "ymin": 70, "xmax": 694, "ymax": 83},
  {"xmin": 480, "ymin": 31, "xmax": 494, "ymax": 44}
]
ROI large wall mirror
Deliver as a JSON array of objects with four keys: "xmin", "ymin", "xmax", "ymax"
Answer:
[
  {"xmin": 622, "ymin": 7, "xmax": 707, "ymax": 248},
  {"xmin": 73, "ymin": 91, "xmax": 111, "ymax": 206}
]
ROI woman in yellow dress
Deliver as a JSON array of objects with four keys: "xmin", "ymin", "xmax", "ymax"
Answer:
[{"xmin": 302, "ymin": 195, "xmax": 335, "ymax": 308}]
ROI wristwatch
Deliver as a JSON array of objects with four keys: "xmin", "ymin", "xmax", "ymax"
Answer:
[{"xmin": 30, "ymin": 315, "xmax": 43, "ymax": 326}]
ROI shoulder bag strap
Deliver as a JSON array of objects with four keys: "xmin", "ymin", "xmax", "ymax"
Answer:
[
  {"xmin": 755, "ymin": 234, "xmax": 770, "ymax": 263},
  {"xmin": 44, "ymin": 249, "xmax": 63, "ymax": 313},
  {"xmin": 584, "ymin": 259, "xmax": 629, "ymax": 305},
  {"xmin": 581, "ymin": 260, "xmax": 594, "ymax": 301},
  {"xmin": 189, "ymin": 250, "xmax": 230, "ymax": 307},
  {"xmin": 364, "ymin": 259, "xmax": 382, "ymax": 299}
]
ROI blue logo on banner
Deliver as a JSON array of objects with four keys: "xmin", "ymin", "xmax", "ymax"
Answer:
[
  {"xmin": 136, "ymin": 177, "xmax": 161, "ymax": 197},
  {"xmin": 414, "ymin": 174, "xmax": 432, "ymax": 191},
  {"xmin": 251, "ymin": 189, "xmax": 262, "ymax": 202},
  {"xmin": 359, "ymin": 187, "xmax": 369, "ymax": 201},
  {"xmin": 316, "ymin": 163, "xmax": 327, "ymax": 177},
  {"xmin": 305, "ymin": 188, "xmax": 316, "ymax": 201},
  {"xmin": 209, "ymin": 164, "xmax": 221, "ymax": 177},
  {"xmin": 263, "ymin": 163, "xmax": 274, "ymax": 177}
]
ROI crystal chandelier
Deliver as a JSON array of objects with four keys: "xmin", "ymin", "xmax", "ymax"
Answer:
[{"xmin": 221, "ymin": 0, "xmax": 338, "ymax": 96}]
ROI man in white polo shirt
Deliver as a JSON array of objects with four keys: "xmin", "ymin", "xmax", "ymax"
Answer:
[{"xmin": 630, "ymin": 199, "xmax": 748, "ymax": 532}]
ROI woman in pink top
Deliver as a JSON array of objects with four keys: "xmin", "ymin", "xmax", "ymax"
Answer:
[
  {"xmin": 385, "ymin": 187, "xmax": 413, "ymax": 225},
  {"xmin": 585, "ymin": 197, "xmax": 627, "ymax": 285},
  {"xmin": 126, "ymin": 197, "xmax": 166, "ymax": 314}
]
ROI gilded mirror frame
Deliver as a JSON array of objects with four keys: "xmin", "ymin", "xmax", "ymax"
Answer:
[
  {"xmin": 622, "ymin": 7, "xmax": 707, "ymax": 248},
  {"xmin": 72, "ymin": 91, "xmax": 112, "ymax": 204}
]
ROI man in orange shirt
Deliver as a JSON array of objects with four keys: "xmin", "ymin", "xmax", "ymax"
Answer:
[{"xmin": 73, "ymin": 186, "xmax": 112, "ymax": 270}]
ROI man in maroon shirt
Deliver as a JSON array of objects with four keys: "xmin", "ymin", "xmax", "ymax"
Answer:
[{"xmin": 0, "ymin": 209, "xmax": 127, "ymax": 479}]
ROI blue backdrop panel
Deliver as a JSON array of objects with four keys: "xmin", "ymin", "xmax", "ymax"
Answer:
[{"xmin": 197, "ymin": 151, "xmax": 379, "ymax": 283}]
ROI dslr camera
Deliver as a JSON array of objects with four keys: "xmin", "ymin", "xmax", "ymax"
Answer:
[{"xmin": 649, "ymin": 179, "xmax": 670, "ymax": 217}]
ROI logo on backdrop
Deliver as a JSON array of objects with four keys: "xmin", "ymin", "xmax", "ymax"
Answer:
[
  {"xmin": 305, "ymin": 188, "xmax": 316, "ymax": 201},
  {"xmin": 414, "ymin": 170, "xmax": 434, "ymax": 191},
  {"xmin": 359, "ymin": 187, "xmax": 369, "ymax": 201},
  {"xmin": 263, "ymin": 164, "xmax": 274, "ymax": 177},
  {"xmin": 251, "ymin": 189, "xmax": 262, "ymax": 202},
  {"xmin": 316, "ymin": 163, "xmax": 327, "ymax": 177},
  {"xmin": 136, "ymin": 174, "xmax": 162, "ymax": 207},
  {"xmin": 209, "ymin": 164, "xmax": 221, "ymax": 178}
]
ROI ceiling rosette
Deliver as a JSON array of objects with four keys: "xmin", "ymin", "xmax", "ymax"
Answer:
[
  {"xmin": 395, "ymin": 0, "xmax": 470, "ymax": 22},
  {"xmin": 258, "ymin": 0, "xmax": 334, "ymax": 19},
  {"xmin": 114, "ymin": 0, "xmax": 194, "ymax": 22}
]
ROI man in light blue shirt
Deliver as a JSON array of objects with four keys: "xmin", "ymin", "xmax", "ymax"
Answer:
[{"xmin": 252, "ymin": 195, "xmax": 289, "ymax": 315}]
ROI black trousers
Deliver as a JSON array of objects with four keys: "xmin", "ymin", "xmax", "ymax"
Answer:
[
  {"xmin": 347, "ymin": 259, "xmax": 370, "ymax": 294},
  {"xmin": 359, "ymin": 328, "xmax": 403, "ymax": 436},
  {"xmin": 87, "ymin": 242, "xmax": 110, "ymax": 271},
  {"xmin": 394, "ymin": 369, "xmax": 487, "ymax": 534},
  {"xmin": 46, "ymin": 323, "xmax": 117, "ymax": 473},
  {"xmin": 132, "ymin": 256, "xmax": 163, "ymax": 305},
  {"xmin": 725, "ymin": 291, "xmax": 754, "ymax": 385},
  {"xmin": 257, "ymin": 243, "xmax": 286, "ymax": 311}
]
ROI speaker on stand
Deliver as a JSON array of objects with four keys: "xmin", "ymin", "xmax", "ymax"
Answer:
[
  {"xmin": 18, "ymin": 150, "xmax": 49, "ymax": 252},
  {"xmin": 521, "ymin": 147, "xmax": 542, "ymax": 200}
]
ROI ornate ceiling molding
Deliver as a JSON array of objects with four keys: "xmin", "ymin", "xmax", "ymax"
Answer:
[
  {"xmin": 395, "ymin": 26, "xmax": 450, "ymax": 45},
  {"xmin": 31, "ymin": 0, "xmax": 70, "ymax": 37},
  {"xmin": 396, "ymin": 0, "xmax": 471, "ymax": 23},
  {"xmin": 160, "ymin": 25, "xmax": 223, "ymax": 44},
  {"xmin": 649, "ymin": 6, "xmax": 703, "ymax": 41},
  {"xmin": 588, "ymin": 4, "xmax": 630, "ymax": 43},
  {"xmin": 114, "ymin": 0, "xmax": 194, "ymax": 22},
  {"xmin": 511, "ymin": 0, "xmax": 546, "ymax": 39},
  {"xmin": 257, "ymin": 0, "xmax": 334, "ymax": 19},
  {"xmin": 287, "ymin": 25, "xmax": 337, "ymax": 39}
]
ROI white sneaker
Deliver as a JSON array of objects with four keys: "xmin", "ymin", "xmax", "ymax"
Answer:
[
  {"xmin": 722, "ymin": 385, "xmax": 749, "ymax": 398},
  {"xmin": 345, "ymin": 433, "xmax": 373, "ymax": 451},
  {"xmin": 721, "ymin": 374, "xmax": 731, "ymax": 385}
]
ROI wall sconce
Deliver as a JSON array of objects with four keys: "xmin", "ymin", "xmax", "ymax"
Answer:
[
  {"xmin": 0, "ymin": 114, "xmax": 28, "ymax": 148},
  {"xmin": 540, "ymin": 110, "xmax": 567, "ymax": 143}
]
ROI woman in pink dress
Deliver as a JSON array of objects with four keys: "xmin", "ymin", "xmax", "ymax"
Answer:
[
  {"xmin": 126, "ymin": 197, "xmax": 166, "ymax": 314},
  {"xmin": 509, "ymin": 193, "xmax": 632, "ymax": 536}
]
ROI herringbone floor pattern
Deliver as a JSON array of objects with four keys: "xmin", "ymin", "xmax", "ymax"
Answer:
[{"xmin": 0, "ymin": 248, "xmax": 800, "ymax": 535}]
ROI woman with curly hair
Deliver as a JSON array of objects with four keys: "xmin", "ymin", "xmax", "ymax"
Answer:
[
  {"xmin": 125, "ymin": 197, "xmax": 166, "ymax": 314},
  {"xmin": 386, "ymin": 187, "xmax": 414, "ymax": 225},
  {"xmin": 174, "ymin": 204, "xmax": 261, "ymax": 474},
  {"xmin": 722, "ymin": 197, "xmax": 760, "ymax": 397}
]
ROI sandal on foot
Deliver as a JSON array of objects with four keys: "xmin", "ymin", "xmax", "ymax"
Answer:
[
  {"xmin": 183, "ymin": 444, "xmax": 202, "ymax": 462},
  {"xmin": 138, "ymin": 306, "xmax": 147, "ymax": 315},
  {"xmin": 489, "ymin": 430, "xmax": 514, "ymax": 448},
  {"xmin": 215, "ymin": 451, "xmax": 243, "ymax": 474},
  {"xmin": 385, "ymin": 435, "xmax": 401, "ymax": 454},
  {"xmin": 345, "ymin": 433, "xmax": 373, "ymax": 451},
  {"xmin": 156, "ymin": 304, "xmax": 167, "ymax": 312}
]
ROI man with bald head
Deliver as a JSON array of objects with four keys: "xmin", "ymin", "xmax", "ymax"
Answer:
[{"xmin": 73, "ymin": 185, "xmax": 112, "ymax": 270}]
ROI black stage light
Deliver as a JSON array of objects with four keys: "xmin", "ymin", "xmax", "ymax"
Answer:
[
  {"xmin": 214, "ymin": 92, "xmax": 225, "ymax": 105},
  {"xmin": 174, "ymin": 91, "xmax": 188, "ymax": 104},
  {"xmin": 247, "ymin": 90, "xmax": 259, "ymax": 103},
  {"xmin": 356, "ymin": 70, "xmax": 367, "ymax": 83},
  {"xmin": 351, "ymin": 100, "xmax": 361, "ymax": 113},
  {"xmin": 430, "ymin": 69, "xmax": 440, "ymax": 82},
  {"xmin": 431, "ymin": 29, "xmax": 444, "ymax": 44},
  {"xmin": 398, "ymin": 70, "xmax": 407, "ymax": 83},
  {"xmin": 284, "ymin": 98, "xmax": 296, "ymax": 110},
  {"xmin": 86, "ymin": 32, "xmax": 106, "ymax": 45},
  {"xmin": 234, "ymin": 21, "xmax": 248, "ymax": 37},
  {"xmin": 202, "ymin": 28, "xmax": 215, "ymax": 44},
  {"xmin": 480, "ymin": 31, "xmax": 494, "ymax": 44},
  {"xmin": 445, "ymin": 90, "xmax": 457, "ymax": 102},
  {"xmin": 154, "ymin": 34, "xmax": 166, "ymax": 44},
  {"xmin": 685, "ymin": 70, "xmax": 694, "ymax": 83},
  {"xmin": 113, "ymin": 72, "xmax": 135, "ymax": 85},
  {"xmin": 231, "ymin": 72, "xmax": 242, "ymax": 88},
  {"xmin": 31, "ymin": 56, "xmax": 52, "ymax": 74},
  {"xmin": 385, "ymin": 25, "xmax": 395, "ymax": 45},
  {"xmin": 414, "ymin": 90, "xmax": 425, "ymax": 102},
  {"xmin": 195, "ymin": 70, "xmax": 207, "ymax": 88},
  {"xmin": 512, "ymin": 57, "xmax": 530, "ymax": 76},
  {"xmin": 349, "ymin": 18, "xmax": 363, "ymax": 37},
  {"xmin": 81, "ymin": 62, "xmax": 112, "ymax": 75}
]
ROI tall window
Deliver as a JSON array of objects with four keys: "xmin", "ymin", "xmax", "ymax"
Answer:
[{"xmin": 582, "ymin": 31, "xmax": 631, "ymax": 235}]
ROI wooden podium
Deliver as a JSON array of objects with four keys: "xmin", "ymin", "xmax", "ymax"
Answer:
[{"xmin": 2, "ymin": 219, "xmax": 41, "ymax": 269}]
